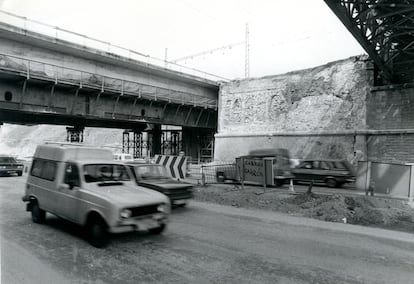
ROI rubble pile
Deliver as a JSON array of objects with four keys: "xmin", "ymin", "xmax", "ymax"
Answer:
[{"xmin": 194, "ymin": 185, "xmax": 414, "ymax": 233}]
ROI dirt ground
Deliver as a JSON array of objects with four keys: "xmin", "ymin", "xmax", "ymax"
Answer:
[{"xmin": 193, "ymin": 183, "xmax": 414, "ymax": 234}]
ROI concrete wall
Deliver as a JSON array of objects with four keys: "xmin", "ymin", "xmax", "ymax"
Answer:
[{"xmin": 215, "ymin": 56, "xmax": 370, "ymax": 162}]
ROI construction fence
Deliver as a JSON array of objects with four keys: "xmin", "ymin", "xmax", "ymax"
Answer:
[{"xmin": 186, "ymin": 162, "xmax": 238, "ymax": 185}]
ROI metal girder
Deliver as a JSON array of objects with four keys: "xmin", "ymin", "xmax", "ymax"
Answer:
[{"xmin": 324, "ymin": 0, "xmax": 414, "ymax": 85}]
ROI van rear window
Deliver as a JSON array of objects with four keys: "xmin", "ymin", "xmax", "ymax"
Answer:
[{"xmin": 30, "ymin": 159, "xmax": 57, "ymax": 181}]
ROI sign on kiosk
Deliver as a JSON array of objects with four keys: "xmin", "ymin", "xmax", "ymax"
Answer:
[{"xmin": 237, "ymin": 157, "xmax": 275, "ymax": 189}]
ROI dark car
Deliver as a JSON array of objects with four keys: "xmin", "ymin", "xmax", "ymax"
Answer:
[
  {"xmin": 127, "ymin": 163, "xmax": 193, "ymax": 207},
  {"xmin": 292, "ymin": 159, "xmax": 355, "ymax": 188},
  {"xmin": 0, "ymin": 155, "xmax": 24, "ymax": 176}
]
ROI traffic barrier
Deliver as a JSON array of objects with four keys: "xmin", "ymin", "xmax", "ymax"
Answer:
[{"xmin": 154, "ymin": 155, "xmax": 187, "ymax": 179}]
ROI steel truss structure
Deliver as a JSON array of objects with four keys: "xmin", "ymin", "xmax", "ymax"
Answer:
[{"xmin": 325, "ymin": 0, "xmax": 414, "ymax": 85}]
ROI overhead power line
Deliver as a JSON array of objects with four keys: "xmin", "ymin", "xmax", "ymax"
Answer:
[{"xmin": 170, "ymin": 41, "xmax": 245, "ymax": 63}]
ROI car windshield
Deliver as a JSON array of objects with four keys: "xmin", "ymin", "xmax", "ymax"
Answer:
[
  {"xmin": 83, "ymin": 164, "xmax": 131, "ymax": 183},
  {"xmin": 0, "ymin": 157, "xmax": 17, "ymax": 163},
  {"xmin": 135, "ymin": 165, "xmax": 170, "ymax": 179}
]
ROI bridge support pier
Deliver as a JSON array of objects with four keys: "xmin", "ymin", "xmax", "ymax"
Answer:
[
  {"xmin": 150, "ymin": 124, "xmax": 162, "ymax": 156},
  {"xmin": 66, "ymin": 126, "xmax": 84, "ymax": 143},
  {"xmin": 182, "ymin": 127, "xmax": 215, "ymax": 163},
  {"xmin": 121, "ymin": 125, "xmax": 215, "ymax": 161},
  {"xmin": 122, "ymin": 129, "xmax": 154, "ymax": 158}
]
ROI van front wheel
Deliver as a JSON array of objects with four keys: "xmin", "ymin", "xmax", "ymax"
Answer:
[
  {"xmin": 31, "ymin": 202, "xmax": 46, "ymax": 224},
  {"xmin": 88, "ymin": 218, "xmax": 109, "ymax": 248}
]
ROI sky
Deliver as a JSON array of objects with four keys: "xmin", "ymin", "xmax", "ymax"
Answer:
[{"xmin": 0, "ymin": 0, "xmax": 365, "ymax": 80}]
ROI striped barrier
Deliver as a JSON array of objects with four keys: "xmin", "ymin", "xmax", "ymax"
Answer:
[{"xmin": 154, "ymin": 155, "xmax": 187, "ymax": 180}]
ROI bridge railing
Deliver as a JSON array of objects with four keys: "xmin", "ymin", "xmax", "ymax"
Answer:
[
  {"xmin": 0, "ymin": 52, "xmax": 218, "ymax": 109},
  {"xmin": 0, "ymin": 10, "xmax": 228, "ymax": 83}
]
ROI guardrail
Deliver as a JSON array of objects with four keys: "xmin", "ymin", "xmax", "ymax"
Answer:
[
  {"xmin": 0, "ymin": 52, "xmax": 218, "ymax": 109},
  {"xmin": 0, "ymin": 10, "xmax": 228, "ymax": 82}
]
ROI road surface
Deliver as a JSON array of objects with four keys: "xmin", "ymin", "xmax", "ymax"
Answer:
[{"xmin": 1, "ymin": 175, "xmax": 414, "ymax": 284}]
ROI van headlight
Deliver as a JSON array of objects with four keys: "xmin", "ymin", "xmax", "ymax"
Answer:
[
  {"xmin": 120, "ymin": 209, "xmax": 132, "ymax": 219},
  {"xmin": 157, "ymin": 204, "xmax": 167, "ymax": 213}
]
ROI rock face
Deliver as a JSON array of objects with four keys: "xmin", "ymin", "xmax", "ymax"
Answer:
[
  {"xmin": 0, "ymin": 124, "xmax": 123, "ymax": 159},
  {"xmin": 216, "ymin": 56, "xmax": 371, "ymax": 162}
]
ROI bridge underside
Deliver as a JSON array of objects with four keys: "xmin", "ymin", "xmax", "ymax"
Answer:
[
  {"xmin": 0, "ymin": 64, "xmax": 217, "ymax": 161},
  {"xmin": 0, "ymin": 72, "xmax": 217, "ymax": 130},
  {"xmin": 325, "ymin": 0, "xmax": 414, "ymax": 85}
]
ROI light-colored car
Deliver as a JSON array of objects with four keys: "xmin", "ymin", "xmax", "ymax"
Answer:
[{"xmin": 22, "ymin": 143, "xmax": 170, "ymax": 247}]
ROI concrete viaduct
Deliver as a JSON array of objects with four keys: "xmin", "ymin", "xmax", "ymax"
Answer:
[{"xmin": 0, "ymin": 20, "xmax": 220, "ymax": 160}]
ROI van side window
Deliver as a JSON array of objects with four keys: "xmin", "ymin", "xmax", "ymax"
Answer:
[
  {"xmin": 31, "ymin": 159, "xmax": 43, "ymax": 178},
  {"xmin": 30, "ymin": 159, "xmax": 57, "ymax": 181},
  {"xmin": 64, "ymin": 163, "xmax": 80, "ymax": 188}
]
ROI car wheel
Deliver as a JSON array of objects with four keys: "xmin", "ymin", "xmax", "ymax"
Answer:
[
  {"xmin": 326, "ymin": 178, "xmax": 338, "ymax": 188},
  {"xmin": 216, "ymin": 172, "xmax": 225, "ymax": 183},
  {"xmin": 88, "ymin": 218, "xmax": 109, "ymax": 248},
  {"xmin": 149, "ymin": 224, "xmax": 166, "ymax": 235},
  {"xmin": 31, "ymin": 201, "xmax": 46, "ymax": 224},
  {"xmin": 17, "ymin": 171, "xmax": 23, "ymax": 176}
]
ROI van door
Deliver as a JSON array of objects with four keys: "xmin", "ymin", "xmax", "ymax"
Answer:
[
  {"xmin": 57, "ymin": 163, "xmax": 82, "ymax": 223},
  {"xmin": 28, "ymin": 159, "xmax": 59, "ymax": 213}
]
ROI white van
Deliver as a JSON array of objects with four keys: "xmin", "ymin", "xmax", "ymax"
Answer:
[{"xmin": 22, "ymin": 143, "xmax": 170, "ymax": 247}]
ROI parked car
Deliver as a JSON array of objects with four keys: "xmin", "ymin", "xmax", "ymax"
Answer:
[
  {"xmin": 292, "ymin": 159, "xmax": 356, "ymax": 188},
  {"xmin": 22, "ymin": 143, "xmax": 170, "ymax": 247},
  {"xmin": 0, "ymin": 155, "xmax": 24, "ymax": 176},
  {"xmin": 127, "ymin": 162, "xmax": 193, "ymax": 207},
  {"xmin": 215, "ymin": 148, "xmax": 294, "ymax": 186}
]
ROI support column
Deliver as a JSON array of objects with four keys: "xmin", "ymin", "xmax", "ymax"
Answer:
[
  {"xmin": 66, "ymin": 126, "xmax": 84, "ymax": 143},
  {"xmin": 182, "ymin": 127, "xmax": 215, "ymax": 163},
  {"xmin": 150, "ymin": 124, "xmax": 161, "ymax": 157},
  {"xmin": 133, "ymin": 131, "xmax": 143, "ymax": 158},
  {"xmin": 122, "ymin": 131, "xmax": 130, "ymax": 154}
]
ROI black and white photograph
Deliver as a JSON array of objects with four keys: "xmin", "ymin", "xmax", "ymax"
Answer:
[{"xmin": 0, "ymin": 0, "xmax": 414, "ymax": 283}]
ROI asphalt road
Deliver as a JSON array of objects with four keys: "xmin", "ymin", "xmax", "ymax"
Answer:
[{"xmin": 1, "ymin": 175, "xmax": 414, "ymax": 284}]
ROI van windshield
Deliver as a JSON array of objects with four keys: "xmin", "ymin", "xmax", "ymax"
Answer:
[{"xmin": 83, "ymin": 164, "xmax": 131, "ymax": 183}]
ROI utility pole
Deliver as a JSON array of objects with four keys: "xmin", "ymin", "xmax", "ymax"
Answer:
[
  {"xmin": 164, "ymin": 48, "xmax": 168, "ymax": 68},
  {"xmin": 245, "ymin": 22, "xmax": 250, "ymax": 78}
]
